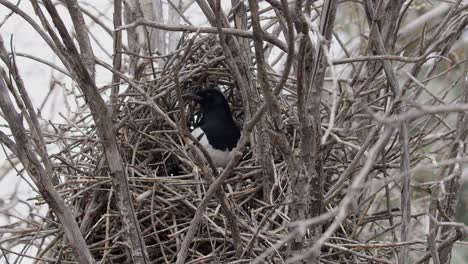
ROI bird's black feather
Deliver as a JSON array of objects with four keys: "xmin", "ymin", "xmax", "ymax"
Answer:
[{"xmin": 195, "ymin": 88, "xmax": 240, "ymax": 151}]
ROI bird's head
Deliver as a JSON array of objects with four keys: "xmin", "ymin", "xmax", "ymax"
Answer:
[{"xmin": 183, "ymin": 88, "xmax": 230, "ymax": 112}]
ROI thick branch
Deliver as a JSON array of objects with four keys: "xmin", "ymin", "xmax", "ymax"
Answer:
[{"xmin": 64, "ymin": 0, "xmax": 95, "ymax": 80}]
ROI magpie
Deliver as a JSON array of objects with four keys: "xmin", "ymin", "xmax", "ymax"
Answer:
[{"xmin": 184, "ymin": 88, "xmax": 240, "ymax": 168}]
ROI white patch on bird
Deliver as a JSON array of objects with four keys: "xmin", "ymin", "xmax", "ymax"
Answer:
[{"xmin": 191, "ymin": 127, "xmax": 234, "ymax": 168}]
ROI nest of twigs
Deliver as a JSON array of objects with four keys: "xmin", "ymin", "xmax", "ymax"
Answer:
[
  {"xmin": 46, "ymin": 34, "xmax": 290, "ymax": 263},
  {"xmin": 13, "ymin": 23, "xmax": 466, "ymax": 264}
]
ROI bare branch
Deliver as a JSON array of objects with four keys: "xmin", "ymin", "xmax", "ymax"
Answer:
[
  {"xmin": 0, "ymin": 62, "xmax": 95, "ymax": 264},
  {"xmin": 64, "ymin": 0, "xmax": 96, "ymax": 81}
]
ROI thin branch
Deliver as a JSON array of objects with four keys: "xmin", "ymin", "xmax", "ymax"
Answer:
[{"xmin": 116, "ymin": 18, "xmax": 288, "ymax": 52}]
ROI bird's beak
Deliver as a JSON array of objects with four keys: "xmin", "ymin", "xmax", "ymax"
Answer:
[{"xmin": 182, "ymin": 93, "xmax": 203, "ymax": 103}]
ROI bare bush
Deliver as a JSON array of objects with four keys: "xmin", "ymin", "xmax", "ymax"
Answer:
[{"xmin": 0, "ymin": 0, "xmax": 467, "ymax": 263}]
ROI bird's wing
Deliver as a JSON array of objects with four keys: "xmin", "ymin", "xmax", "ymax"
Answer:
[{"xmin": 190, "ymin": 127, "xmax": 233, "ymax": 168}]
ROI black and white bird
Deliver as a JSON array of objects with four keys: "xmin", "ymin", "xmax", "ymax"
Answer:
[{"xmin": 184, "ymin": 88, "xmax": 240, "ymax": 168}]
